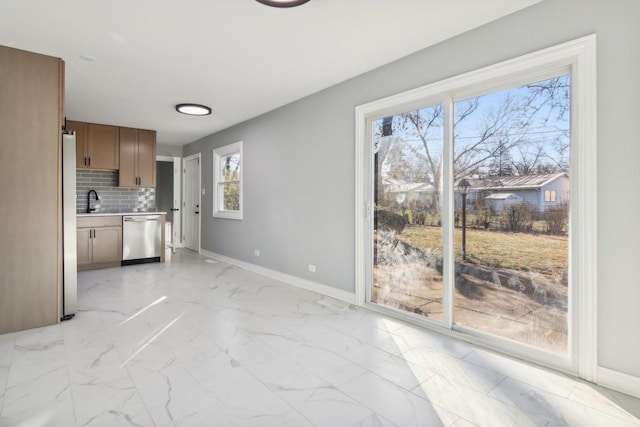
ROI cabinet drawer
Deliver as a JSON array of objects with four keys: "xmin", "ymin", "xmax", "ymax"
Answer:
[{"xmin": 77, "ymin": 215, "xmax": 122, "ymax": 228}]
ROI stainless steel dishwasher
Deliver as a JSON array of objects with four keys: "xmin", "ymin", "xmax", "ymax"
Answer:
[{"xmin": 122, "ymin": 215, "xmax": 162, "ymax": 264}]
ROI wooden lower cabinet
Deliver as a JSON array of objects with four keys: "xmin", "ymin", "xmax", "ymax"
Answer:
[
  {"xmin": 77, "ymin": 216, "xmax": 122, "ymax": 271},
  {"xmin": 77, "ymin": 228, "xmax": 93, "ymax": 267}
]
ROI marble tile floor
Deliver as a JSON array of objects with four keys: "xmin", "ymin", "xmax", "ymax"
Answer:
[{"xmin": 0, "ymin": 249, "xmax": 638, "ymax": 427}]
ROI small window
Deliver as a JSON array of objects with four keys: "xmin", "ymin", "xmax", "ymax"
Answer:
[
  {"xmin": 545, "ymin": 190, "xmax": 557, "ymax": 202},
  {"xmin": 213, "ymin": 141, "xmax": 243, "ymax": 220}
]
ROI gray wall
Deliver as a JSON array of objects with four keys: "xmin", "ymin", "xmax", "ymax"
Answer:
[
  {"xmin": 157, "ymin": 143, "xmax": 183, "ymax": 157},
  {"xmin": 184, "ymin": 0, "xmax": 640, "ymax": 378}
]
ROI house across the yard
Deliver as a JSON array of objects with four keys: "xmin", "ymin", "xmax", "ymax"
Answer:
[
  {"xmin": 458, "ymin": 172, "xmax": 569, "ymax": 212},
  {"xmin": 383, "ymin": 178, "xmax": 435, "ymax": 205}
]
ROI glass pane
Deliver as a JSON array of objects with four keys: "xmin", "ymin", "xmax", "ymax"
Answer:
[
  {"xmin": 221, "ymin": 182, "xmax": 240, "ymax": 211},
  {"xmin": 372, "ymin": 104, "xmax": 444, "ymax": 321},
  {"xmin": 220, "ymin": 152, "xmax": 240, "ymax": 182},
  {"xmin": 453, "ymin": 75, "xmax": 570, "ymax": 354}
]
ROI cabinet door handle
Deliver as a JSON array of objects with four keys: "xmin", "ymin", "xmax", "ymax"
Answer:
[{"xmin": 88, "ymin": 157, "xmax": 91, "ymax": 167}]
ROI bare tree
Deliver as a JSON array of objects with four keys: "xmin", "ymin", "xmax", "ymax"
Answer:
[
  {"xmin": 453, "ymin": 94, "xmax": 528, "ymax": 179},
  {"xmin": 454, "ymin": 75, "xmax": 570, "ymax": 178},
  {"xmin": 373, "ymin": 75, "xmax": 571, "ymax": 215},
  {"xmin": 512, "ymin": 143, "xmax": 545, "ymax": 175},
  {"xmin": 400, "ymin": 105, "xmax": 445, "ymax": 210},
  {"xmin": 489, "ymin": 139, "xmax": 515, "ymax": 176}
]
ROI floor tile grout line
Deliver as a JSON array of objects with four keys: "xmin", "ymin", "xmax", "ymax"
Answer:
[
  {"xmin": 62, "ymin": 325, "xmax": 83, "ymax": 427},
  {"xmin": 0, "ymin": 332, "xmax": 18, "ymax": 421}
]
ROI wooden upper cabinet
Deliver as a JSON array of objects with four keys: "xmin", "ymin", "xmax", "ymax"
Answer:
[
  {"xmin": 66, "ymin": 120, "xmax": 88, "ymax": 168},
  {"xmin": 119, "ymin": 127, "xmax": 156, "ymax": 188},
  {"xmin": 67, "ymin": 120, "xmax": 119, "ymax": 170},
  {"xmin": 119, "ymin": 127, "xmax": 138, "ymax": 187},
  {"xmin": 88, "ymin": 124, "xmax": 119, "ymax": 169},
  {"xmin": 137, "ymin": 129, "xmax": 156, "ymax": 187}
]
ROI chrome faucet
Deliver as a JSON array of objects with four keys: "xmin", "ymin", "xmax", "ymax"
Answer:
[{"xmin": 87, "ymin": 189, "xmax": 100, "ymax": 213}]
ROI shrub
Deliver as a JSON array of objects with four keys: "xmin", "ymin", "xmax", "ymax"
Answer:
[
  {"xmin": 502, "ymin": 202, "xmax": 536, "ymax": 232},
  {"xmin": 375, "ymin": 208, "xmax": 407, "ymax": 234},
  {"xmin": 544, "ymin": 203, "xmax": 568, "ymax": 235},
  {"xmin": 472, "ymin": 199, "xmax": 493, "ymax": 229}
]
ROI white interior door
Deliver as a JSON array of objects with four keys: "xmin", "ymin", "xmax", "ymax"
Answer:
[
  {"xmin": 171, "ymin": 157, "xmax": 182, "ymax": 247},
  {"xmin": 183, "ymin": 153, "xmax": 201, "ymax": 252}
]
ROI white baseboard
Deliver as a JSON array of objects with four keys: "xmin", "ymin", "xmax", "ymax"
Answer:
[
  {"xmin": 199, "ymin": 249, "xmax": 356, "ymax": 305},
  {"xmin": 598, "ymin": 366, "xmax": 640, "ymax": 399}
]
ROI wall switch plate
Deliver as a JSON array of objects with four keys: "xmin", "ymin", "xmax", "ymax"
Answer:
[
  {"xmin": 308, "ymin": 264, "xmax": 316, "ymax": 273},
  {"xmin": 202, "ymin": 188, "xmax": 206, "ymax": 195},
  {"xmin": 254, "ymin": 249, "xmax": 260, "ymax": 256}
]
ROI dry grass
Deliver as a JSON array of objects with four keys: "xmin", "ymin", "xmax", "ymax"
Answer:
[{"xmin": 399, "ymin": 225, "xmax": 568, "ymax": 275}]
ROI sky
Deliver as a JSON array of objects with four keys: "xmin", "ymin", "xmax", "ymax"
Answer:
[{"xmin": 374, "ymin": 74, "xmax": 570, "ymax": 180}]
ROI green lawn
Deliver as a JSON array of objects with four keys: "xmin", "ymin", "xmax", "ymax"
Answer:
[{"xmin": 398, "ymin": 225, "xmax": 568, "ymax": 275}]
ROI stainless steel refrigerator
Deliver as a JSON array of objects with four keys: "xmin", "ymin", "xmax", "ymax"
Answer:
[{"xmin": 62, "ymin": 130, "xmax": 77, "ymax": 320}]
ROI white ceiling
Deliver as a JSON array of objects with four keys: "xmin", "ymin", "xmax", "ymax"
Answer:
[{"xmin": 0, "ymin": 0, "xmax": 539, "ymax": 146}]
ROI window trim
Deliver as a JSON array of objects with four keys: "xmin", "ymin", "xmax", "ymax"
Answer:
[
  {"xmin": 355, "ymin": 35, "xmax": 596, "ymax": 380},
  {"xmin": 213, "ymin": 141, "xmax": 243, "ymax": 220}
]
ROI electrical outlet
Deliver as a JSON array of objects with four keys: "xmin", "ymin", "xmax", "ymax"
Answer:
[
  {"xmin": 254, "ymin": 249, "xmax": 260, "ymax": 257},
  {"xmin": 308, "ymin": 264, "xmax": 316, "ymax": 273}
]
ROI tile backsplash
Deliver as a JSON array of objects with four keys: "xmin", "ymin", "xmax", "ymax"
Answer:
[{"xmin": 76, "ymin": 170, "xmax": 156, "ymax": 213}]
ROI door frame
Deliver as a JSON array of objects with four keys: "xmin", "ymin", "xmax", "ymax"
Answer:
[
  {"xmin": 354, "ymin": 36, "xmax": 597, "ymax": 379},
  {"xmin": 156, "ymin": 155, "xmax": 182, "ymax": 248},
  {"xmin": 182, "ymin": 153, "xmax": 201, "ymax": 253}
]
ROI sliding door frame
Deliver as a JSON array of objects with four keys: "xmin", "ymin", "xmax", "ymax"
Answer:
[{"xmin": 354, "ymin": 35, "xmax": 597, "ymax": 380}]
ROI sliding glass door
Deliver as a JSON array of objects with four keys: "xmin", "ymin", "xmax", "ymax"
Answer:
[
  {"xmin": 366, "ymin": 70, "xmax": 574, "ymax": 360},
  {"xmin": 372, "ymin": 105, "xmax": 445, "ymax": 322},
  {"xmin": 451, "ymin": 76, "xmax": 570, "ymax": 355}
]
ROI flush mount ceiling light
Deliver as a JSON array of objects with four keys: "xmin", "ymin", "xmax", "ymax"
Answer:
[
  {"xmin": 256, "ymin": 0, "xmax": 310, "ymax": 7},
  {"xmin": 175, "ymin": 104, "xmax": 212, "ymax": 116}
]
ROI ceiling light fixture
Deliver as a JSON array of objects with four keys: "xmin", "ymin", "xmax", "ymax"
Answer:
[
  {"xmin": 256, "ymin": 0, "xmax": 310, "ymax": 8},
  {"xmin": 175, "ymin": 104, "xmax": 212, "ymax": 116}
]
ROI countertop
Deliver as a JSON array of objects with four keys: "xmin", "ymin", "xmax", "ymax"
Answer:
[{"xmin": 77, "ymin": 211, "xmax": 166, "ymax": 217}]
